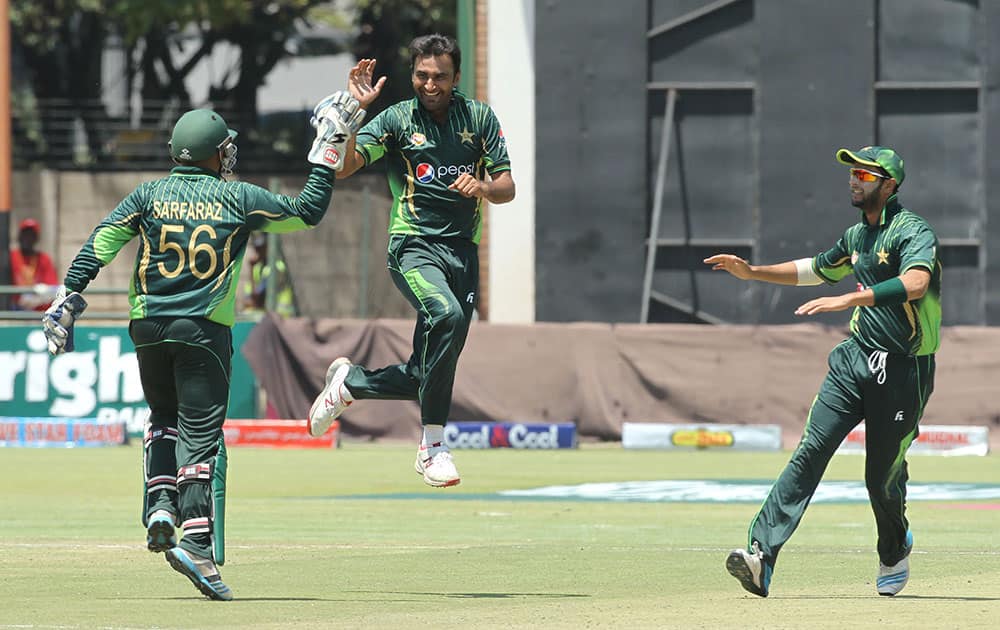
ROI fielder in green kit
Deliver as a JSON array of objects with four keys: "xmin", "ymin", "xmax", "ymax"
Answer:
[
  {"xmin": 307, "ymin": 34, "xmax": 516, "ymax": 488},
  {"xmin": 704, "ymin": 146, "xmax": 941, "ymax": 598},
  {"xmin": 42, "ymin": 94, "xmax": 365, "ymax": 600}
]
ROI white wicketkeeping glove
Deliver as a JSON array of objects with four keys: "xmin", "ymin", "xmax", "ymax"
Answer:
[
  {"xmin": 307, "ymin": 91, "xmax": 366, "ymax": 171},
  {"xmin": 41, "ymin": 286, "xmax": 88, "ymax": 355}
]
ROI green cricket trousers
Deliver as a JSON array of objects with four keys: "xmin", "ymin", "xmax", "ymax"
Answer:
[
  {"xmin": 344, "ymin": 234, "xmax": 478, "ymax": 424},
  {"xmin": 132, "ymin": 317, "xmax": 231, "ymax": 560},
  {"xmin": 750, "ymin": 337, "xmax": 935, "ymax": 570}
]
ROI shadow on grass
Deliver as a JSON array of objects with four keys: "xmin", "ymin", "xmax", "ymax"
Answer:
[
  {"xmin": 888, "ymin": 595, "xmax": 1000, "ymax": 602},
  {"xmin": 348, "ymin": 591, "xmax": 590, "ymax": 599},
  {"xmin": 125, "ymin": 596, "xmax": 334, "ymax": 602},
  {"xmin": 770, "ymin": 595, "xmax": 1000, "ymax": 602}
]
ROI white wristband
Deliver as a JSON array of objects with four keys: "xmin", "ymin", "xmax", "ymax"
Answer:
[{"xmin": 794, "ymin": 258, "xmax": 822, "ymax": 286}]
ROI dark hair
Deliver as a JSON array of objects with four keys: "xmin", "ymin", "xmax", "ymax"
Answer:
[{"xmin": 409, "ymin": 34, "xmax": 461, "ymax": 74}]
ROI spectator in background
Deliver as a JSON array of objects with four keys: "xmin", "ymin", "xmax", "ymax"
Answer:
[
  {"xmin": 243, "ymin": 233, "xmax": 296, "ymax": 317},
  {"xmin": 9, "ymin": 218, "xmax": 58, "ymax": 311}
]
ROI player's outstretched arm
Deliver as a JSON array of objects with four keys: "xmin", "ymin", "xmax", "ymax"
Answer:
[
  {"xmin": 335, "ymin": 137, "xmax": 365, "ymax": 179},
  {"xmin": 703, "ymin": 254, "xmax": 801, "ymax": 285},
  {"xmin": 794, "ymin": 267, "xmax": 930, "ymax": 316}
]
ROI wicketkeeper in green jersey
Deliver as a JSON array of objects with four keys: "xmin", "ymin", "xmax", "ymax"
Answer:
[
  {"xmin": 704, "ymin": 146, "xmax": 941, "ymax": 598},
  {"xmin": 307, "ymin": 34, "xmax": 516, "ymax": 488},
  {"xmin": 41, "ymin": 93, "xmax": 365, "ymax": 600}
]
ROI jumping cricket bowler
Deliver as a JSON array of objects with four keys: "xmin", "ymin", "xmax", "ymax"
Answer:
[
  {"xmin": 42, "ymin": 93, "xmax": 365, "ymax": 600},
  {"xmin": 307, "ymin": 34, "xmax": 516, "ymax": 488},
  {"xmin": 704, "ymin": 145, "xmax": 940, "ymax": 598}
]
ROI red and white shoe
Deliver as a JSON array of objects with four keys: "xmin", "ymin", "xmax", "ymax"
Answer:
[
  {"xmin": 307, "ymin": 357, "xmax": 352, "ymax": 437},
  {"xmin": 414, "ymin": 442, "xmax": 461, "ymax": 487}
]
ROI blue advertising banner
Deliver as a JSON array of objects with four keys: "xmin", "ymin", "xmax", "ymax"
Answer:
[
  {"xmin": 0, "ymin": 322, "xmax": 257, "ymax": 436},
  {"xmin": 443, "ymin": 422, "xmax": 577, "ymax": 449}
]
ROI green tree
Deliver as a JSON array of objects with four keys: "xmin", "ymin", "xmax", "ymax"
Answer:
[
  {"xmin": 11, "ymin": 1, "xmax": 110, "ymax": 162},
  {"xmin": 11, "ymin": 0, "xmax": 335, "ymax": 166},
  {"xmin": 11, "ymin": 0, "xmax": 458, "ymax": 168}
]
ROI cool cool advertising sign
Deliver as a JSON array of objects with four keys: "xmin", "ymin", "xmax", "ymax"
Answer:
[{"xmin": 0, "ymin": 323, "xmax": 256, "ymax": 436}]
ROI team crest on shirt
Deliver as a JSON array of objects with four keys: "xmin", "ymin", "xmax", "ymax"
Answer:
[
  {"xmin": 851, "ymin": 251, "xmax": 859, "ymax": 265},
  {"xmin": 458, "ymin": 127, "xmax": 475, "ymax": 145},
  {"xmin": 410, "ymin": 132, "xmax": 426, "ymax": 146}
]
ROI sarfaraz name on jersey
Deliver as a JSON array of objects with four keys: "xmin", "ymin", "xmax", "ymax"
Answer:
[{"xmin": 151, "ymin": 200, "xmax": 224, "ymax": 221}]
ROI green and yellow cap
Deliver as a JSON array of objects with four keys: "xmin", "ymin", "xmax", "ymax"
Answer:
[{"xmin": 836, "ymin": 145, "xmax": 905, "ymax": 186}]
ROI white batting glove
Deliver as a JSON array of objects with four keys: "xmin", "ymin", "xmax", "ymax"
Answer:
[
  {"xmin": 41, "ymin": 286, "xmax": 88, "ymax": 355},
  {"xmin": 307, "ymin": 91, "xmax": 366, "ymax": 171}
]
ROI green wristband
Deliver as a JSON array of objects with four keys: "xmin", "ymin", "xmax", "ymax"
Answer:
[{"xmin": 871, "ymin": 277, "xmax": 908, "ymax": 306}]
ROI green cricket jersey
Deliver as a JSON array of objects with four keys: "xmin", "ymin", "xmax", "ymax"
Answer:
[
  {"xmin": 813, "ymin": 196, "xmax": 942, "ymax": 355},
  {"xmin": 63, "ymin": 165, "xmax": 336, "ymax": 326},
  {"xmin": 355, "ymin": 90, "xmax": 511, "ymax": 244}
]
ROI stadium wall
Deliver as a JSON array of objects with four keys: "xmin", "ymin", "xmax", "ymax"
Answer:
[
  {"xmin": 533, "ymin": 0, "xmax": 649, "ymax": 323},
  {"xmin": 524, "ymin": 0, "xmax": 1000, "ymax": 326},
  {"xmin": 486, "ymin": 0, "xmax": 536, "ymax": 324},
  {"xmin": 8, "ymin": 170, "xmax": 411, "ymax": 319},
  {"xmin": 242, "ymin": 314, "xmax": 1000, "ymax": 449}
]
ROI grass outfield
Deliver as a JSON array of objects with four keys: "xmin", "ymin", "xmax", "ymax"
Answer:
[{"xmin": 2, "ymin": 444, "xmax": 999, "ymax": 629}]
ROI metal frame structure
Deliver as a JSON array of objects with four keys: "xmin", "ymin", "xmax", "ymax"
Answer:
[
  {"xmin": 641, "ymin": 0, "xmax": 754, "ymax": 324},
  {"xmin": 643, "ymin": 0, "xmax": 993, "ymax": 325}
]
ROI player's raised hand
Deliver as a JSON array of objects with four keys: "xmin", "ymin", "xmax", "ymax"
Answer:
[
  {"xmin": 704, "ymin": 254, "xmax": 754, "ymax": 280},
  {"xmin": 448, "ymin": 173, "xmax": 487, "ymax": 198},
  {"xmin": 348, "ymin": 58, "xmax": 386, "ymax": 109}
]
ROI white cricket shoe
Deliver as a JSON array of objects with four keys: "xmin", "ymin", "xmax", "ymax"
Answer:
[
  {"xmin": 877, "ymin": 530, "xmax": 913, "ymax": 596},
  {"xmin": 726, "ymin": 541, "xmax": 770, "ymax": 598},
  {"xmin": 877, "ymin": 556, "xmax": 909, "ymax": 596},
  {"xmin": 308, "ymin": 357, "xmax": 352, "ymax": 437},
  {"xmin": 414, "ymin": 442, "xmax": 461, "ymax": 487}
]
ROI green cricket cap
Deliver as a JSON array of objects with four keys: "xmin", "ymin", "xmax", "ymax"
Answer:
[
  {"xmin": 836, "ymin": 145, "xmax": 905, "ymax": 186},
  {"xmin": 169, "ymin": 109, "xmax": 238, "ymax": 162}
]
